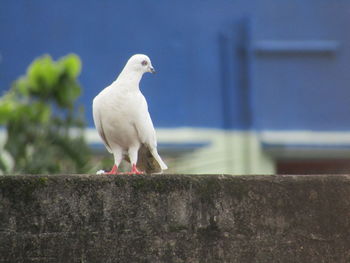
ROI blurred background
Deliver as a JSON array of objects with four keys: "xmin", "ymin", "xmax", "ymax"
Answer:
[{"xmin": 1, "ymin": 0, "xmax": 350, "ymax": 174}]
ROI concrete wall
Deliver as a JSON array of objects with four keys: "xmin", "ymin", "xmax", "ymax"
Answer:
[{"xmin": 1, "ymin": 174, "xmax": 350, "ymax": 263}]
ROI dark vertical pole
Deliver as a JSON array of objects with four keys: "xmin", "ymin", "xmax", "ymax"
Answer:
[
  {"xmin": 219, "ymin": 18, "xmax": 253, "ymax": 131},
  {"xmin": 219, "ymin": 32, "xmax": 234, "ymax": 130},
  {"xmin": 218, "ymin": 18, "xmax": 254, "ymax": 173}
]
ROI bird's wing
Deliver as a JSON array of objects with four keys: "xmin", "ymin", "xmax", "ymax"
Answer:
[
  {"xmin": 92, "ymin": 98, "xmax": 112, "ymax": 153},
  {"xmin": 133, "ymin": 98, "xmax": 168, "ymax": 171},
  {"xmin": 134, "ymin": 106, "xmax": 157, "ymax": 148}
]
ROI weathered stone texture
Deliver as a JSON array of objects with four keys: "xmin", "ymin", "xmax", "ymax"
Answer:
[{"xmin": 1, "ymin": 174, "xmax": 350, "ymax": 262}]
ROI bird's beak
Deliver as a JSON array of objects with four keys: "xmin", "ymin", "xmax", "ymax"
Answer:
[{"xmin": 150, "ymin": 66, "xmax": 156, "ymax": 74}]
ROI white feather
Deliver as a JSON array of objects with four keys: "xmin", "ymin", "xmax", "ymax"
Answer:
[{"xmin": 92, "ymin": 54, "xmax": 167, "ymax": 173}]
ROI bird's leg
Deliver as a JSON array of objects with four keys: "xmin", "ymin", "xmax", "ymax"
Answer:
[
  {"xmin": 129, "ymin": 164, "xmax": 144, "ymax": 175},
  {"xmin": 127, "ymin": 146, "xmax": 144, "ymax": 175},
  {"xmin": 103, "ymin": 149, "xmax": 123, "ymax": 175},
  {"xmin": 104, "ymin": 164, "xmax": 118, "ymax": 175}
]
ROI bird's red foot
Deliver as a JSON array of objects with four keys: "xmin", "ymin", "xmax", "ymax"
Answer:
[
  {"xmin": 104, "ymin": 164, "xmax": 118, "ymax": 175},
  {"xmin": 127, "ymin": 164, "xmax": 144, "ymax": 175}
]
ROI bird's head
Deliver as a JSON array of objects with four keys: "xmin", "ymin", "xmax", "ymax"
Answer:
[{"xmin": 125, "ymin": 54, "xmax": 156, "ymax": 74}]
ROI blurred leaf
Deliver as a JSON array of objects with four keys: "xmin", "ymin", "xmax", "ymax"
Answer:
[
  {"xmin": 58, "ymin": 54, "xmax": 82, "ymax": 78},
  {"xmin": 29, "ymin": 102, "xmax": 51, "ymax": 123},
  {"xmin": 0, "ymin": 95, "xmax": 18, "ymax": 124},
  {"xmin": 0, "ymin": 53, "xmax": 91, "ymax": 175},
  {"xmin": 27, "ymin": 55, "xmax": 59, "ymax": 96},
  {"xmin": 14, "ymin": 76, "xmax": 29, "ymax": 96},
  {"xmin": 55, "ymin": 82, "xmax": 81, "ymax": 108}
]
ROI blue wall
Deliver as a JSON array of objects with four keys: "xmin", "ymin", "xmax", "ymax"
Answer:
[{"xmin": 1, "ymin": 1, "xmax": 350, "ymax": 131}]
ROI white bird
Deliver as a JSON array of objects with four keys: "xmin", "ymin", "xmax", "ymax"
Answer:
[{"xmin": 92, "ymin": 54, "xmax": 168, "ymax": 174}]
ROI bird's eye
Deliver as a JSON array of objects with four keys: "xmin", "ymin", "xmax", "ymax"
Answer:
[{"xmin": 141, "ymin": 60, "xmax": 148, "ymax": 66}]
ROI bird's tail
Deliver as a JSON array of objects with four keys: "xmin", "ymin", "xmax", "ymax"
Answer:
[
  {"xmin": 151, "ymin": 149, "xmax": 168, "ymax": 170},
  {"xmin": 137, "ymin": 144, "xmax": 168, "ymax": 173}
]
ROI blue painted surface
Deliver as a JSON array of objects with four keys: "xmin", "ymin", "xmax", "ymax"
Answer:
[
  {"xmin": 251, "ymin": 1, "xmax": 350, "ymax": 131},
  {"xmin": 1, "ymin": 1, "xmax": 350, "ymax": 131}
]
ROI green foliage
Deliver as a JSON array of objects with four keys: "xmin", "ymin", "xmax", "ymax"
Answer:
[{"xmin": 0, "ymin": 54, "xmax": 91, "ymax": 174}]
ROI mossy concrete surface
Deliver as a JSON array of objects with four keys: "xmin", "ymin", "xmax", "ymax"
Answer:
[{"xmin": 1, "ymin": 174, "xmax": 350, "ymax": 263}]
